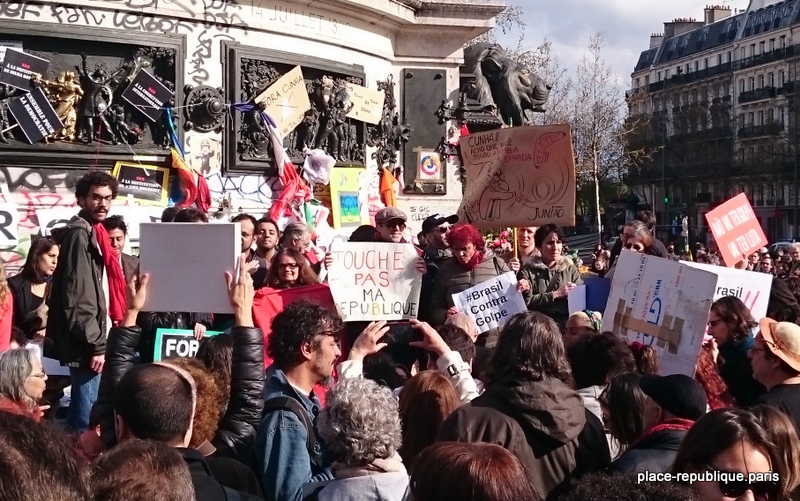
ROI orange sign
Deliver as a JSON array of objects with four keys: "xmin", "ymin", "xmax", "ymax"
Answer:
[{"xmin": 705, "ymin": 193, "xmax": 767, "ymax": 267}]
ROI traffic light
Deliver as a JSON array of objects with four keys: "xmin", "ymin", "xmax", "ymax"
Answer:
[{"xmin": 664, "ymin": 196, "xmax": 670, "ymax": 203}]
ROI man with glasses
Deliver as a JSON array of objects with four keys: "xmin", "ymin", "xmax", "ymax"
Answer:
[
  {"xmin": 46, "ymin": 171, "xmax": 123, "ymax": 433},
  {"xmin": 418, "ymin": 213, "xmax": 457, "ymax": 322}
]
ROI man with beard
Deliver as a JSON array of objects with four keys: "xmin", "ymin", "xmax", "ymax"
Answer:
[
  {"xmin": 255, "ymin": 216, "xmax": 279, "ymax": 269},
  {"xmin": 231, "ymin": 213, "xmax": 267, "ymax": 287},
  {"xmin": 257, "ymin": 300, "xmax": 342, "ymax": 501},
  {"xmin": 46, "ymin": 171, "xmax": 126, "ymax": 433},
  {"xmin": 102, "ymin": 215, "xmax": 139, "ymax": 284},
  {"xmin": 418, "ymin": 213, "xmax": 457, "ymax": 323}
]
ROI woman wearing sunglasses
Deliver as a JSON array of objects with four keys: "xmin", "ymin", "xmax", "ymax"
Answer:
[
  {"xmin": 264, "ymin": 248, "xmax": 320, "ymax": 289},
  {"xmin": 605, "ymin": 220, "xmax": 652, "ymax": 281},
  {"xmin": 670, "ymin": 408, "xmax": 785, "ymax": 501},
  {"xmin": 0, "ymin": 348, "xmax": 48, "ymax": 421}
]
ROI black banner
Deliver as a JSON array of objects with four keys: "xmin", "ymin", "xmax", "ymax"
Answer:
[
  {"xmin": 0, "ymin": 49, "xmax": 48, "ymax": 91},
  {"xmin": 121, "ymin": 70, "xmax": 173, "ymax": 122},
  {"xmin": 7, "ymin": 87, "xmax": 64, "ymax": 144},
  {"xmin": 114, "ymin": 163, "xmax": 167, "ymax": 203}
]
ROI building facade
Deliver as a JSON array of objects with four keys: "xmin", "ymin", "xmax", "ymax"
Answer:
[
  {"xmin": 0, "ymin": 0, "xmax": 504, "ymax": 269},
  {"xmin": 627, "ymin": 1, "xmax": 800, "ymax": 243}
]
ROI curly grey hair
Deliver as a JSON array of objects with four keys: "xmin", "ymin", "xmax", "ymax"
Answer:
[
  {"xmin": 0, "ymin": 348, "xmax": 36, "ymax": 410},
  {"xmin": 317, "ymin": 377, "xmax": 402, "ymax": 466}
]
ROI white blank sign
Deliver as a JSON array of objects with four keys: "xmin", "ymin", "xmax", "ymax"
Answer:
[{"xmin": 139, "ymin": 222, "xmax": 240, "ymax": 314}]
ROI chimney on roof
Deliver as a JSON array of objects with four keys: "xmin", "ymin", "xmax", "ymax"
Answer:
[
  {"xmin": 650, "ymin": 33, "xmax": 664, "ymax": 48},
  {"xmin": 704, "ymin": 4, "xmax": 732, "ymax": 25},
  {"xmin": 664, "ymin": 17, "xmax": 704, "ymax": 38}
]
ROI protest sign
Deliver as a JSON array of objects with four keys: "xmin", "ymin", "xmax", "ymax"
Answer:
[
  {"xmin": 0, "ymin": 42, "xmax": 23, "ymax": 65},
  {"xmin": 252, "ymin": 284, "xmax": 338, "ymax": 366},
  {"xmin": 121, "ymin": 70, "xmax": 174, "ymax": 122},
  {"xmin": 457, "ymin": 125, "xmax": 576, "ymax": 229},
  {"xmin": 0, "ymin": 202, "xmax": 19, "ymax": 246},
  {"xmin": 568, "ymin": 277, "xmax": 611, "ymax": 315},
  {"xmin": 255, "ymin": 65, "xmax": 311, "ymax": 137},
  {"xmin": 0, "ymin": 49, "xmax": 48, "ymax": 90},
  {"xmin": 705, "ymin": 193, "xmax": 767, "ymax": 267},
  {"xmin": 140, "ymin": 223, "xmax": 239, "ymax": 314},
  {"xmin": 153, "ymin": 328, "xmax": 222, "ymax": 361},
  {"xmin": 345, "ymin": 82, "xmax": 385, "ymax": 124},
  {"xmin": 7, "ymin": 87, "xmax": 64, "ymax": 144},
  {"xmin": 452, "ymin": 271, "xmax": 527, "ymax": 334},
  {"xmin": 329, "ymin": 167, "xmax": 368, "ymax": 228},
  {"xmin": 602, "ymin": 250, "xmax": 718, "ymax": 376},
  {"xmin": 112, "ymin": 162, "xmax": 170, "ymax": 206},
  {"xmin": 684, "ymin": 261, "xmax": 773, "ymax": 320},
  {"xmin": 327, "ymin": 242, "xmax": 422, "ymax": 321}
]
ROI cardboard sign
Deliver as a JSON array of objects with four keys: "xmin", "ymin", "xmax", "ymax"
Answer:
[
  {"xmin": 0, "ymin": 49, "xmax": 48, "ymax": 90},
  {"xmin": 602, "ymin": 250, "xmax": 718, "ymax": 376},
  {"xmin": 153, "ymin": 328, "xmax": 222, "ymax": 361},
  {"xmin": 705, "ymin": 193, "xmax": 767, "ymax": 267},
  {"xmin": 122, "ymin": 70, "xmax": 174, "ymax": 122},
  {"xmin": 112, "ymin": 162, "xmax": 170, "ymax": 206},
  {"xmin": 7, "ymin": 87, "xmax": 64, "ymax": 144},
  {"xmin": 683, "ymin": 261, "xmax": 773, "ymax": 321},
  {"xmin": 255, "ymin": 66, "xmax": 311, "ymax": 137},
  {"xmin": 327, "ymin": 242, "xmax": 423, "ymax": 321},
  {"xmin": 329, "ymin": 167, "xmax": 368, "ymax": 228},
  {"xmin": 140, "ymin": 223, "xmax": 240, "ymax": 314},
  {"xmin": 345, "ymin": 82, "xmax": 385, "ymax": 125},
  {"xmin": 568, "ymin": 277, "xmax": 611, "ymax": 315},
  {"xmin": 0, "ymin": 202, "xmax": 19, "ymax": 246},
  {"xmin": 452, "ymin": 271, "xmax": 527, "ymax": 334},
  {"xmin": 457, "ymin": 125, "xmax": 576, "ymax": 229}
]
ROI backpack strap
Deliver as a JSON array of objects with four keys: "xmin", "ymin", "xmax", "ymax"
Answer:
[{"xmin": 263, "ymin": 396, "xmax": 321, "ymax": 467}]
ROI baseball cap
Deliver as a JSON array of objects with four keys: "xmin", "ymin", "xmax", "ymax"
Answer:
[
  {"xmin": 375, "ymin": 207, "xmax": 407, "ymax": 225},
  {"xmin": 639, "ymin": 374, "xmax": 707, "ymax": 421},
  {"xmin": 759, "ymin": 318, "xmax": 800, "ymax": 372},
  {"xmin": 422, "ymin": 213, "xmax": 459, "ymax": 235}
]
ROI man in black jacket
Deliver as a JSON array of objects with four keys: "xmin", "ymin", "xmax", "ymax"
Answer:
[
  {"xmin": 98, "ymin": 257, "xmax": 262, "ymax": 501},
  {"xmin": 45, "ymin": 171, "xmax": 122, "ymax": 433},
  {"xmin": 418, "ymin": 213, "xmax": 457, "ymax": 324},
  {"xmin": 102, "ymin": 215, "xmax": 140, "ymax": 284},
  {"xmin": 608, "ymin": 374, "xmax": 707, "ymax": 474}
]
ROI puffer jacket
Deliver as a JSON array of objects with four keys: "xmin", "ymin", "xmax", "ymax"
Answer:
[
  {"xmin": 44, "ymin": 211, "xmax": 107, "ymax": 366},
  {"xmin": 519, "ymin": 255, "xmax": 582, "ymax": 325},
  {"xmin": 97, "ymin": 325, "xmax": 265, "ymax": 454},
  {"xmin": 428, "ymin": 251, "xmax": 509, "ymax": 347},
  {"xmin": 439, "ymin": 376, "xmax": 610, "ymax": 500}
]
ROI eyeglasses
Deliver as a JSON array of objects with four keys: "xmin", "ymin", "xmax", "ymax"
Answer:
[
  {"xmin": 705, "ymin": 466, "xmax": 778, "ymax": 500},
  {"xmin": 90, "ymin": 194, "xmax": 114, "ymax": 204},
  {"xmin": 707, "ymin": 319, "xmax": 723, "ymax": 327},
  {"xmin": 381, "ymin": 221, "xmax": 406, "ymax": 230},
  {"xmin": 624, "ymin": 243, "xmax": 645, "ymax": 251},
  {"xmin": 29, "ymin": 371, "xmax": 46, "ymax": 379},
  {"xmin": 278, "ymin": 263, "xmax": 299, "ymax": 270},
  {"xmin": 434, "ymin": 226, "xmax": 451, "ymax": 234}
]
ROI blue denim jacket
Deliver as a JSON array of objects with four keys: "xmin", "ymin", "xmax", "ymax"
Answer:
[{"xmin": 257, "ymin": 366, "xmax": 333, "ymax": 501}]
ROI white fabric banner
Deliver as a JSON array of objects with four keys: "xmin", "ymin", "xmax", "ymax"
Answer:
[
  {"xmin": 683, "ymin": 261, "xmax": 773, "ymax": 321},
  {"xmin": 327, "ymin": 242, "xmax": 423, "ymax": 321},
  {"xmin": 452, "ymin": 271, "xmax": 527, "ymax": 334}
]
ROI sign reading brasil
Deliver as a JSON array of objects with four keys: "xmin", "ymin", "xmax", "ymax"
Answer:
[
  {"xmin": 326, "ymin": 242, "xmax": 422, "ymax": 321},
  {"xmin": 154, "ymin": 328, "xmax": 222, "ymax": 362},
  {"xmin": 452, "ymin": 271, "xmax": 527, "ymax": 334}
]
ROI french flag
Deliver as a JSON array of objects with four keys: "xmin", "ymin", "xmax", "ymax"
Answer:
[{"xmin": 262, "ymin": 113, "xmax": 310, "ymax": 222}]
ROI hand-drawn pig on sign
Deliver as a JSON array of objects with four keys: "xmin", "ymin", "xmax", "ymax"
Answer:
[{"xmin": 462, "ymin": 43, "xmax": 552, "ymax": 127}]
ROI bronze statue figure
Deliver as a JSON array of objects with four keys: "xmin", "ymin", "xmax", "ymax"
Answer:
[
  {"xmin": 36, "ymin": 71, "xmax": 84, "ymax": 142},
  {"xmin": 0, "ymin": 84, "xmax": 13, "ymax": 144},
  {"xmin": 462, "ymin": 43, "xmax": 552, "ymax": 126},
  {"xmin": 76, "ymin": 54, "xmax": 114, "ymax": 143},
  {"xmin": 313, "ymin": 77, "xmax": 353, "ymax": 160}
]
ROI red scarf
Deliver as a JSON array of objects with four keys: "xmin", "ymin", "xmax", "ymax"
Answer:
[
  {"xmin": 630, "ymin": 418, "xmax": 694, "ymax": 449},
  {"xmin": 458, "ymin": 250, "xmax": 485, "ymax": 271},
  {"xmin": 94, "ymin": 223, "xmax": 126, "ymax": 326}
]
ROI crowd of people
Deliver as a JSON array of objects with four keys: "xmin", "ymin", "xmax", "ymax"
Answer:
[{"xmin": 0, "ymin": 171, "xmax": 798, "ymax": 501}]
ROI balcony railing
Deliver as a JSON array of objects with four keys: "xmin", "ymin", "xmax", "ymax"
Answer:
[
  {"xmin": 737, "ymin": 121, "xmax": 784, "ymax": 138},
  {"xmin": 733, "ymin": 46, "xmax": 798, "ymax": 71},
  {"xmin": 738, "ymin": 86, "xmax": 777, "ymax": 104}
]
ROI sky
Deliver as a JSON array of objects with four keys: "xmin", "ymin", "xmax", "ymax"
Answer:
[{"xmin": 497, "ymin": 0, "xmax": 750, "ymax": 89}]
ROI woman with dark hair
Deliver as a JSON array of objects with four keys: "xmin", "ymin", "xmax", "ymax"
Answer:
[
  {"xmin": 8, "ymin": 236, "xmax": 58, "ymax": 340},
  {"xmin": 196, "ymin": 333, "xmax": 233, "ymax": 402},
  {"xmin": 707, "ymin": 296, "xmax": 766, "ymax": 406},
  {"xmin": 264, "ymin": 248, "xmax": 320, "ymax": 289},
  {"xmin": 410, "ymin": 442, "xmax": 542, "ymax": 501},
  {"xmin": 428, "ymin": 223, "xmax": 511, "ymax": 347},
  {"xmin": 399, "ymin": 371, "xmax": 460, "ymax": 470},
  {"xmin": 670, "ymin": 408, "xmax": 785, "ymax": 501},
  {"xmin": 348, "ymin": 224, "xmax": 378, "ymax": 243},
  {"xmin": 518, "ymin": 224, "xmax": 582, "ymax": 326},
  {"xmin": 629, "ymin": 341, "xmax": 660, "ymax": 375},
  {"xmin": 750, "ymin": 405, "xmax": 800, "ymax": 498},
  {"xmin": 599, "ymin": 372, "xmax": 647, "ymax": 458}
]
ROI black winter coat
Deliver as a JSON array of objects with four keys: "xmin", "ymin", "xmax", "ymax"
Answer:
[
  {"xmin": 44, "ymin": 211, "xmax": 107, "ymax": 366},
  {"xmin": 178, "ymin": 447, "xmax": 262, "ymax": 501},
  {"xmin": 607, "ymin": 428, "xmax": 687, "ymax": 474}
]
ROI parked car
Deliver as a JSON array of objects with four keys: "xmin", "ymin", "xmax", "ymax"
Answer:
[{"xmin": 769, "ymin": 240, "xmax": 794, "ymax": 255}]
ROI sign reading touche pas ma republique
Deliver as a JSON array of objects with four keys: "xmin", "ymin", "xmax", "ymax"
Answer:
[
  {"xmin": 326, "ymin": 242, "xmax": 422, "ymax": 321},
  {"xmin": 154, "ymin": 329, "xmax": 222, "ymax": 361},
  {"xmin": 452, "ymin": 271, "xmax": 527, "ymax": 334}
]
